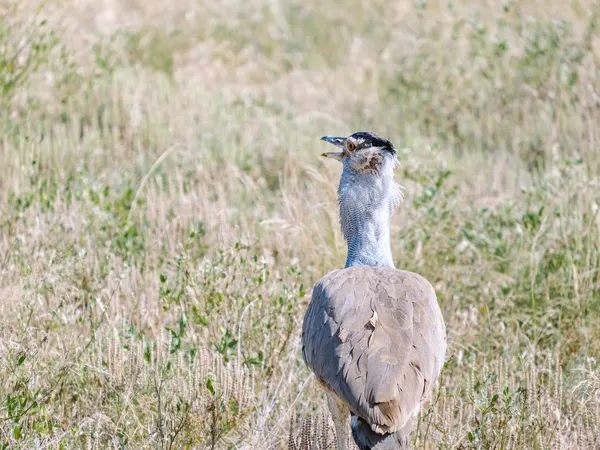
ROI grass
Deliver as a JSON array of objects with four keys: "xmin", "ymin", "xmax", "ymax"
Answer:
[{"xmin": 0, "ymin": 0, "xmax": 600, "ymax": 448}]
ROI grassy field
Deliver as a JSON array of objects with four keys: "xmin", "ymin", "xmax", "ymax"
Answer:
[{"xmin": 1, "ymin": 0, "xmax": 600, "ymax": 448}]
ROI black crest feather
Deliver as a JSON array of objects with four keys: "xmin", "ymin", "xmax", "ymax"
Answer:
[{"xmin": 350, "ymin": 132, "xmax": 396, "ymax": 155}]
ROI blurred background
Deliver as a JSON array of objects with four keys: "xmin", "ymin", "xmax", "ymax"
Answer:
[{"xmin": 1, "ymin": 0, "xmax": 599, "ymax": 448}]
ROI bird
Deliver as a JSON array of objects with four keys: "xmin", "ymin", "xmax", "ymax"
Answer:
[{"xmin": 302, "ymin": 132, "xmax": 446, "ymax": 450}]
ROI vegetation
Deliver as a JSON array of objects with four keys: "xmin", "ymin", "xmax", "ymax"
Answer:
[{"xmin": 0, "ymin": 0, "xmax": 599, "ymax": 448}]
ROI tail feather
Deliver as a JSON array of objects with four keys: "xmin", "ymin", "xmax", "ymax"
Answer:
[{"xmin": 351, "ymin": 416, "xmax": 413, "ymax": 450}]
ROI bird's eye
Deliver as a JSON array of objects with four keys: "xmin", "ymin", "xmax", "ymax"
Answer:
[{"xmin": 347, "ymin": 141, "xmax": 356, "ymax": 152}]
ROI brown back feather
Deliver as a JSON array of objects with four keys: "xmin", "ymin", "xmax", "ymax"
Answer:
[{"xmin": 302, "ymin": 266, "xmax": 446, "ymax": 434}]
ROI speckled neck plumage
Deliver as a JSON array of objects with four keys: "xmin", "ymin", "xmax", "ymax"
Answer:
[{"xmin": 338, "ymin": 155, "xmax": 402, "ymax": 269}]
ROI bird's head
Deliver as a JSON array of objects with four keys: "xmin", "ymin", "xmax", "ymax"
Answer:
[
  {"xmin": 320, "ymin": 132, "xmax": 397, "ymax": 175},
  {"xmin": 321, "ymin": 132, "xmax": 403, "ymax": 267}
]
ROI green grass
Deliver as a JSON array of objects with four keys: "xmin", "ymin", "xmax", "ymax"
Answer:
[{"xmin": 1, "ymin": 0, "xmax": 599, "ymax": 448}]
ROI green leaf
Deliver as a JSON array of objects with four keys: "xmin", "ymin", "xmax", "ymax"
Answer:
[
  {"xmin": 206, "ymin": 377, "xmax": 215, "ymax": 395},
  {"xmin": 198, "ymin": 315, "xmax": 209, "ymax": 326}
]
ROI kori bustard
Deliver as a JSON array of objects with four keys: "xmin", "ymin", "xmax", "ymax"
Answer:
[{"xmin": 302, "ymin": 132, "xmax": 446, "ymax": 450}]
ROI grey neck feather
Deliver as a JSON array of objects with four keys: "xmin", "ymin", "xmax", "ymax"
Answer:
[{"xmin": 338, "ymin": 155, "xmax": 402, "ymax": 268}]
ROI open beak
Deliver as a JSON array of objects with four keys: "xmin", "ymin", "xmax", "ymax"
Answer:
[{"xmin": 320, "ymin": 136, "xmax": 350, "ymax": 161}]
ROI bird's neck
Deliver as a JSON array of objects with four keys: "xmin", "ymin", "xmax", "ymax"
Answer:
[
  {"xmin": 344, "ymin": 213, "xmax": 394, "ymax": 268},
  {"xmin": 338, "ymin": 170, "xmax": 399, "ymax": 269}
]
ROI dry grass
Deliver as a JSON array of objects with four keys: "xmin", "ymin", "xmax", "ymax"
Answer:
[{"xmin": 1, "ymin": 0, "xmax": 600, "ymax": 448}]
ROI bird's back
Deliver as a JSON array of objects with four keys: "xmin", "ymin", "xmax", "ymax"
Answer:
[{"xmin": 302, "ymin": 265, "xmax": 446, "ymax": 437}]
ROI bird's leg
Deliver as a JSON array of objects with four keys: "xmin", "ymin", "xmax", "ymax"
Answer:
[{"xmin": 326, "ymin": 393, "xmax": 351, "ymax": 450}]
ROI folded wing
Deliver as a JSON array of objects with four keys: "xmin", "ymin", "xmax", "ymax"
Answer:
[{"xmin": 302, "ymin": 266, "xmax": 446, "ymax": 434}]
